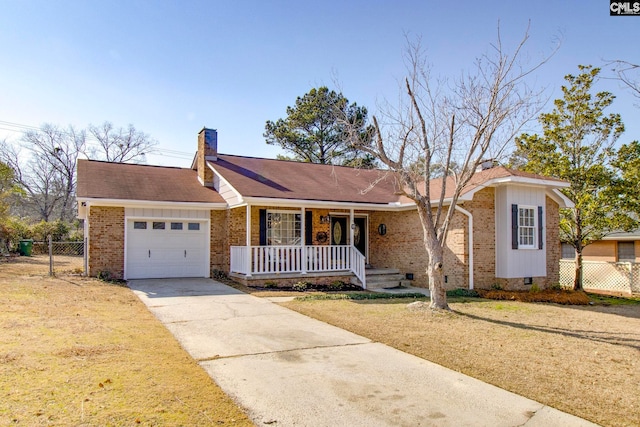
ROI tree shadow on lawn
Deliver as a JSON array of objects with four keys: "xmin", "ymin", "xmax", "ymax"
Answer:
[
  {"xmin": 455, "ymin": 310, "xmax": 640, "ymax": 352},
  {"xmin": 564, "ymin": 303, "xmax": 640, "ymax": 320}
]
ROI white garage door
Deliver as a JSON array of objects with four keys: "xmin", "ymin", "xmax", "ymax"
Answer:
[{"xmin": 126, "ymin": 219, "xmax": 209, "ymax": 279}]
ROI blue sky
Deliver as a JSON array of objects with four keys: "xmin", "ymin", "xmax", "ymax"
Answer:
[{"xmin": 1, "ymin": 1, "xmax": 638, "ymax": 167}]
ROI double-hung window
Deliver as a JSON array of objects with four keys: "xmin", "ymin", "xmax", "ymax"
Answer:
[
  {"xmin": 267, "ymin": 211, "xmax": 301, "ymax": 246},
  {"xmin": 512, "ymin": 204, "xmax": 543, "ymax": 250},
  {"xmin": 518, "ymin": 207, "xmax": 536, "ymax": 249}
]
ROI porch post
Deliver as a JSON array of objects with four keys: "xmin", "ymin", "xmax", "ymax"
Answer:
[
  {"xmin": 246, "ymin": 204, "xmax": 252, "ymax": 277},
  {"xmin": 349, "ymin": 209, "xmax": 355, "ymax": 247},
  {"xmin": 301, "ymin": 207, "xmax": 307, "ymax": 274}
]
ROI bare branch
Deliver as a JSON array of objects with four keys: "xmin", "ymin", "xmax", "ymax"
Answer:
[{"xmin": 339, "ymin": 23, "xmax": 554, "ymax": 309}]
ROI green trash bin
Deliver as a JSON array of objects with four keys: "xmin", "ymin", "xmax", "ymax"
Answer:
[{"xmin": 19, "ymin": 239, "xmax": 33, "ymax": 256}]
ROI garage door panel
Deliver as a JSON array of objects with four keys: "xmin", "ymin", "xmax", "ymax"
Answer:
[{"xmin": 126, "ymin": 219, "xmax": 209, "ymax": 279}]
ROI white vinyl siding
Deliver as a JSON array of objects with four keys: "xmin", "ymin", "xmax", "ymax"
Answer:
[
  {"xmin": 214, "ymin": 173, "xmax": 241, "ymax": 206},
  {"xmin": 495, "ymin": 186, "xmax": 547, "ymax": 278}
]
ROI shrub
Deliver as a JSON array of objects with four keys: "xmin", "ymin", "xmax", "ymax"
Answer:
[
  {"xmin": 446, "ymin": 288, "xmax": 480, "ymax": 298},
  {"xmin": 97, "ymin": 270, "xmax": 112, "ymax": 281},
  {"xmin": 263, "ymin": 281, "xmax": 278, "ymax": 289},
  {"xmin": 31, "ymin": 220, "xmax": 70, "ymax": 242},
  {"xmin": 329, "ymin": 280, "xmax": 346, "ymax": 291},
  {"xmin": 211, "ymin": 269, "xmax": 227, "ymax": 280},
  {"xmin": 529, "ymin": 284, "xmax": 541, "ymax": 293},
  {"xmin": 0, "ymin": 217, "xmax": 31, "ymax": 252},
  {"xmin": 491, "ymin": 283, "xmax": 503, "ymax": 290},
  {"xmin": 292, "ymin": 281, "xmax": 310, "ymax": 292}
]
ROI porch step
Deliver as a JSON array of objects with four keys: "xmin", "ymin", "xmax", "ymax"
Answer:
[{"xmin": 352, "ymin": 268, "xmax": 412, "ymax": 290}]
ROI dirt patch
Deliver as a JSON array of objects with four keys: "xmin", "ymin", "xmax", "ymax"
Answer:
[
  {"xmin": 281, "ymin": 296, "xmax": 640, "ymax": 427},
  {"xmin": 0, "ymin": 256, "xmax": 252, "ymax": 426}
]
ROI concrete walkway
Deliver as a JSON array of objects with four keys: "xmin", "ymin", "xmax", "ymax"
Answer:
[{"xmin": 129, "ymin": 278, "xmax": 597, "ymax": 427}]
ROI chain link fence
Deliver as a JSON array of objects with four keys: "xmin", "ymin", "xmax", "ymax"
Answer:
[
  {"xmin": 33, "ymin": 238, "xmax": 86, "ymax": 276},
  {"xmin": 560, "ymin": 260, "xmax": 639, "ymax": 294}
]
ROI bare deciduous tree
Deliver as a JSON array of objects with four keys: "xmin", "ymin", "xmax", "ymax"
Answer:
[
  {"xmin": 342, "ymin": 27, "xmax": 555, "ymax": 310},
  {"xmin": 607, "ymin": 59, "xmax": 640, "ymax": 101},
  {"xmin": 0, "ymin": 125, "xmax": 85, "ymax": 222},
  {"xmin": 0, "ymin": 122, "xmax": 155, "ymax": 222},
  {"xmin": 86, "ymin": 122, "xmax": 157, "ymax": 163},
  {"xmin": 1, "ymin": 140, "xmax": 60, "ymax": 222}
]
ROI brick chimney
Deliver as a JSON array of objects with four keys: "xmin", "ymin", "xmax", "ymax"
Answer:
[{"xmin": 197, "ymin": 127, "xmax": 217, "ymax": 185}]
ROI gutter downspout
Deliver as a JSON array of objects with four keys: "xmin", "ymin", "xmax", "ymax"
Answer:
[{"xmin": 455, "ymin": 205, "xmax": 474, "ymax": 290}]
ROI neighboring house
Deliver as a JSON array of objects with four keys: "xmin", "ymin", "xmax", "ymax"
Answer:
[
  {"xmin": 559, "ymin": 231, "xmax": 640, "ymax": 294},
  {"xmin": 561, "ymin": 230, "xmax": 640, "ymax": 262},
  {"xmin": 76, "ymin": 128, "xmax": 572, "ymax": 290}
]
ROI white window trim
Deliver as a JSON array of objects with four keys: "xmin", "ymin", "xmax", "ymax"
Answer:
[
  {"xmin": 518, "ymin": 205, "xmax": 537, "ymax": 250},
  {"xmin": 266, "ymin": 209, "xmax": 302, "ymax": 246}
]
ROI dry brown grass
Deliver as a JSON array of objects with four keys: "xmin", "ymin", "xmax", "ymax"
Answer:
[
  {"xmin": 477, "ymin": 288, "xmax": 592, "ymax": 304},
  {"xmin": 281, "ymin": 295, "xmax": 640, "ymax": 427},
  {"xmin": 0, "ymin": 255, "xmax": 252, "ymax": 426}
]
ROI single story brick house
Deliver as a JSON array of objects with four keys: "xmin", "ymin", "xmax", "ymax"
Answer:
[{"xmin": 76, "ymin": 128, "xmax": 572, "ymax": 290}]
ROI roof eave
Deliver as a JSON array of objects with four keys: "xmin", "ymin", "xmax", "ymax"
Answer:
[
  {"xmin": 549, "ymin": 189, "xmax": 574, "ymax": 208},
  {"xmin": 240, "ymin": 196, "xmax": 416, "ymax": 211},
  {"xmin": 460, "ymin": 175, "xmax": 571, "ymax": 201},
  {"xmin": 77, "ymin": 197, "xmax": 227, "ymax": 210}
]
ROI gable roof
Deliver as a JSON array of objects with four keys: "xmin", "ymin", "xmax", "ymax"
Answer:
[
  {"xmin": 209, "ymin": 154, "xmax": 569, "ymax": 206},
  {"xmin": 76, "ymin": 155, "xmax": 570, "ymax": 209},
  {"xmin": 210, "ymin": 154, "xmax": 404, "ymax": 205},
  {"xmin": 77, "ymin": 159, "xmax": 225, "ymax": 203}
]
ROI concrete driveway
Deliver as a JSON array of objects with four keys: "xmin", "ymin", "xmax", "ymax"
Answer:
[{"xmin": 129, "ymin": 278, "xmax": 596, "ymax": 427}]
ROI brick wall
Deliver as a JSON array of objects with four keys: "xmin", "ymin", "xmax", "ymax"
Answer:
[
  {"xmin": 221, "ymin": 189, "xmax": 562, "ymax": 291},
  {"xmin": 467, "ymin": 187, "xmax": 496, "ymax": 289},
  {"xmin": 368, "ymin": 207, "xmax": 469, "ymax": 290},
  {"xmin": 210, "ymin": 209, "xmax": 226, "ymax": 273},
  {"xmin": 88, "ymin": 206, "xmax": 124, "ymax": 279}
]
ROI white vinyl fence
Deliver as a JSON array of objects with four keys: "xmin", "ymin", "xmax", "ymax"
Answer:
[{"xmin": 559, "ymin": 260, "xmax": 640, "ymax": 294}]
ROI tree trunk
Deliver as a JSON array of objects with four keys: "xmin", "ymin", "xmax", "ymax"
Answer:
[
  {"xmin": 426, "ymin": 240, "xmax": 449, "ymax": 310},
  {"xmin": 573, "ymin": 250, "xmax": 583, "ymax": 291},
  {"xmin": 413, "ymin": 201, "xmax": 450, "ymax": 310},
  {"xmin": 573, "ymin": 209, "xmax": 584, "ymax": 291}
]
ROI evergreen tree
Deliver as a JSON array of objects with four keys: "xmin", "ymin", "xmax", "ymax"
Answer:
[{"xmin": 515, "ymin": 65, "xmax": 637, "ymax": 290}]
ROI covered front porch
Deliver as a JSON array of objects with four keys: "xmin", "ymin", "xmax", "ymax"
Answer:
[
  {"xmin": 230, "ymin": 244, "xmax": 366, "ymax": 287},
  {"xmin": 227, "ymin": 204, "xmax": 369, "ymax": 288}
]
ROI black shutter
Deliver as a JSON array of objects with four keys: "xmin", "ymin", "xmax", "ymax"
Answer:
[
  {"xmin": 305, "ymin": 210, "xmax": 313, "ymax": 245},
  {"xmin": 511, "ymin": 204, "xmax": 519, "ymax": 250},
  {"xmin": 259, "ymin": 209, "xmax": 267, "ymax": 246},
  {"xmin": 538, "ymin": 206, "xmax": 543, "ymax": 250}
]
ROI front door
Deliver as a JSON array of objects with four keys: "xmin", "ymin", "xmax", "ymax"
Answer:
[
  {"xmin": 354, "ymin": 216, "xmax": 367, "ymax": 257},
  {"xmin": 331, "ymin": 216, "xmax": 367, "ymax": 259},
  {"xmin": 331, "ymin": 216, "xmax": 348, "ymax": 245}
]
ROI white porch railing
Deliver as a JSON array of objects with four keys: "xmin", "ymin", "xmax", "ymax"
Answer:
[{"xmin": 230, "ymin": 245, "xmax": 367, "ymax": 288}]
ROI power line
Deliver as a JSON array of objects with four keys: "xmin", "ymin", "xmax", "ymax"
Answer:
[{"xmin": 0, "ymin": 119, "xmax": 195, "ymax": 161}]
